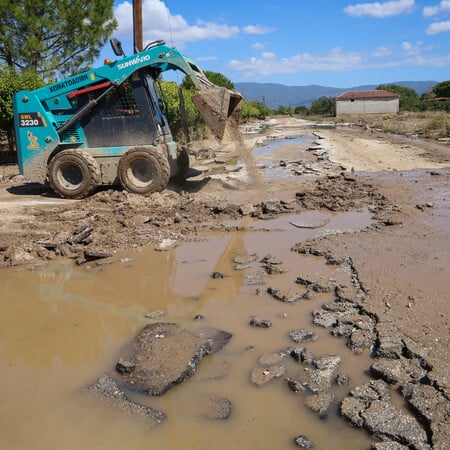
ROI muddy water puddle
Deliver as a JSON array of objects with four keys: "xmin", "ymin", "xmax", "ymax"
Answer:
[
  {"xmin": 1, "ymin": 210, "xmax": 379, "ymax": 449},
  {"xmin": 251, "ymin": 135, "xmax": 318, "ymax": 180}
]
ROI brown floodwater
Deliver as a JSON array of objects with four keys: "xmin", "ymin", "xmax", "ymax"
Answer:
[{"xmin": 1, "ymin": 210, "xmax": 387, "ymax": 450}]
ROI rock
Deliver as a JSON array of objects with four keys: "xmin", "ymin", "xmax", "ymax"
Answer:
[
  {"xmin": 250, "ymin": 316, "xmax": 272, "ymax": 328},
  {"xmin": 263, "ymin": 264, "xmax": 286, "ymax": 275},
  {"xmin": 259, "ymin": 352, "xmax": 285, "ymax": 365},
  {"xmin": 313, "ymin": 302, "xmax": 375, "ymax": 350},
  {"xmin": 261, "ymin": 200, "xmax": 283, "ymax": 214},
  {"xmin": 262, "ymin": 260, "xmax": 286, "ymax": 274},
  {"xmin": 341, "ymin": 380, "xmax": 429, "ymax": 449},
  {"xmin": 370, "ymin": 358, "xmax": 426, "ymax": 385},
  {"xmin": 84, "ymin": 374, "xmax": 165, "ymax": 426},
  {"xmin": 312, "ymin": 309, "xmax": 342, "ymax": 329},
  {"xmin": 210, "ymin": 271, "xmax": 225, "ymax": 279},
  {"xmin": 289, "ymin": 347, "xmax": 315, "ymax": 365},
  {"xmin": 239, "ymin": 204, "xmax": 256, "ymax": 216},
  {"xmin": 294, "ymin": 435, "xmax": 315, "ymax": 448},
  {"xmin": 267, "ymin": 287, "xmax": 306, "ymax": 303},
  {"xmin": 155, "ymin": 238, "xmax": 177, "ymax": 251},
  {"xmin": 233, "ymin": 252, "xmax": 258, "ymax": 265},
  {"xmin": 362, "ymin": 400, "xmax": 429, "ymax": 448},
  {"xmin": 285, "ymin": 377, "xmax": 306, "ymax": 393},
  {"xmin": 314, "ymin": 354, "xmax": 341, "ymax": 372},
  {"xmin": 335, "ymin": 373, "xmax": 350, "ymax": 385},
  {"xmin": 302, "ymin": 369, "xmax": 333, "ymax": 394},
  {"xmin": 349, "ymin": 379, "xmax": 391, "ymax": 403},
  {"xmin": 341, "ymin": 396, "xmax": 367, "ymax": 427},
  {"xmin": 304, "ymin": 392, "xmax": 335, "ymax": 418},
  {"xmin": 191, "ymin": 326, "xmax": 233, "ymax": 354},
  {"xmin": 245, "ymin": 269, "xmax": 267, "ymax": 286},
  {"xmin": 289, "ymin": 329, "xmax": 318, "ymax": 343},
  {"xmin": 296, "ymin": 274, "xmax": 336, "ymax": 292},
  {"xmin": 350, "ymin": 329, "xmax": 377, "ymax": 353},
  {"xmin": 261, "ymin": 254, "xmax": 283, "ymax": 265},
  {"xmin": 301, "ymin": 355, "xmax": 341, "ymax": 393},
  {"xmin": 3, "ymin": 245, "xmax": 36, "ymax": 266},
  {"xmin": 113, "ymin": 323, "xmax": 216, "ymax": 395},
  {"xmin": 401, "ymin": 383, "xmax": 450, "ymax": 449},
  {"xmin": 145, "ymin": 309, "xmax": 164, "ymax": 319},
  {"xmin": 251, "ymin": 365, "xmax": 286, "ymax": 386},
  {"xmin": 115, "ymin": 359, "xmax": 136, "ymax": 375},
  {"xmin": 371, "ymin": 440, "xmax": 410, "ymax": 449},
  {"xmin": 376, "ymin": 330, "xmax": 404, "ymax": 359},
  {"xmin": 200, "ymin": 395, "xmax": 232, "ymax": 420}
]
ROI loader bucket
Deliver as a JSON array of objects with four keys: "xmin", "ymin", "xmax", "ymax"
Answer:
[{"xmin": 192, "ymin": 86, "xmax": 243, "ymax": 141}]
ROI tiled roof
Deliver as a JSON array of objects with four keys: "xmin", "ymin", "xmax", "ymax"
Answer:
[{"xmin": 336, "ymin": 90, "xmax": 400, "ymax": 100}]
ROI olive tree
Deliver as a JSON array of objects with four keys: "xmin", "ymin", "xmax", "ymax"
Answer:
[
  {"xmin": 0, "ymin": 0, "xmax": 117, "ymax": 81},
  {"xmin": 377, "ymin": 84, "xmax": 420, "ymax": 111},
  {"xmin": 310, "ymin": 96, "xmax": 334, "ymax": 116},
  {"xmin": 430, "ymin": 81, "xmax": 450, "ymax": 98}
]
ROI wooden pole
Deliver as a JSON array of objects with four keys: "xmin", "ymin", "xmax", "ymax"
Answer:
[{"xmin": 133, "ymin": 0, "xmax": 143, "ymax": 52}]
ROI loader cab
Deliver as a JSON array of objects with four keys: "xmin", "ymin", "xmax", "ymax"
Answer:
[{"xmin": 78, "ymin": 70, "xmax": 172, "ymax": 149}]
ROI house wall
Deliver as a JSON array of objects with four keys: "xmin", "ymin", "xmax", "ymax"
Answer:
[{"xmin": 335, "ymin": 98, "xmax": 399, "ymax": 116}]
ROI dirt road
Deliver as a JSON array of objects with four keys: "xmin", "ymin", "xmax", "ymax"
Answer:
[{"xmin": 0, "ymin": 115, "xmax": 449, "ymax": 447}]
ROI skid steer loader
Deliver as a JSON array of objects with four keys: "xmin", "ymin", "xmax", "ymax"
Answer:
[{"xmin": 12, "ymin": 38, "xmax": 242, "ymax": 199}]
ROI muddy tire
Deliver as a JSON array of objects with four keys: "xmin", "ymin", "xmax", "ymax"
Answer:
[
  {"xmin": 175, "ymin": 146, "xmax": 190, "ymax": 180},
  {"xmin": 118, "ymin": 147, "xmax": 170, "ymax": 194},
  {"xmin": 47, "ymin": 150, "xmax": 101, "ymax": 199}
]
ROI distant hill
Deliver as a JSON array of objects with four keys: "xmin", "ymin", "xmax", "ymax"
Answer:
[{"xmin": 234, "ymin": 81, "xmax": 438, "ymax": 108}]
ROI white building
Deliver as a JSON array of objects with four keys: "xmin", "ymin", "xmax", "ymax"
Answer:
[{"xmin": 335, "ymin": 90, "xmax": 400, "ymax": 116}]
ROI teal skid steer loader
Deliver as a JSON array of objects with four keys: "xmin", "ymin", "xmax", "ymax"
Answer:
[{"xmin": 13, "ymin": 39, "xmax": 242, "ymax": 199}]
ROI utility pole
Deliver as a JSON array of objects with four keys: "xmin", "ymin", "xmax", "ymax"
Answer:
[{"xmin": 133, "ymin": 0, "xmax": 143, "ymax": 52}]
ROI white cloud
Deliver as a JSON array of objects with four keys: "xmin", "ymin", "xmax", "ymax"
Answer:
[
  {"xmin": 344, "ymin": 0, "xmax": 415, "ymax": 18},
  {"xmin": 423, "ymin": 1, "xmax": 450, "ymax": 17},
  {"xmin": 426, "ymin": 20, "xmax": 450, "ymax": 33},
  {"xmin": 261, "ymin": 52, "xmax": 276, "ymax": 59},
  {"xmin": 242, "ymin": 25, "xmax": 275, "ymax": 35},
  {"xmin": 227, "ymin": 42, "xmax": 450, "ymax": 79},
  {"xmin": 400, "ymin": 41, "xmax": 431, "ymax": 55},
  {"xmin": 252, "ymin": 42, "xmax": 266, "ymax": 51},
  {"xmin": 372, "ymin": 46, "xmax": 393, "ymax": 57},
  {"xmin": 114, "ymin": 0, "xmax": 240, "ymax": 47},
  {"xmin": 196, "ymin": 56, "xmax": 219, "ymax": 62}
]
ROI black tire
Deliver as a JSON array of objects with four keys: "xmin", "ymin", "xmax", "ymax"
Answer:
[
  {"xmin": 175, "ymin": 146, "xmax": 190, "ymax": 180},
  {"xmin": 47, "ymin": 150, "xmax": 101, "ymax": 199},
  {"xmin": 118, "ymin": 147, "xmax": 170, "ymax": 194}
]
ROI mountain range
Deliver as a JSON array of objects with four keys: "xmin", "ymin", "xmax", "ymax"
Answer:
[{"xmin": 234, "ymin": 81, "xmax": 437, "ymax": 109}]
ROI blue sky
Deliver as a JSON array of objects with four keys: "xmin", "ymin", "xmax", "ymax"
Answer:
[{"xmin": 104, "ymin": 0, "xmax": 450, "ymax": 87}]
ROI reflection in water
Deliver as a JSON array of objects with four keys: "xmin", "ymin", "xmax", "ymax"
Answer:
[{"xmin": 0, "ymin": 211, "xmax": 375, "ymax": 450}]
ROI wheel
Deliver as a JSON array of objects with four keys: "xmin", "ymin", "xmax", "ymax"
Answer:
[
  {"xmin": 47, "ymin": 150, "xmax": 101, "ymax": 199},
  {"xmin": 118, "ymin": 147, "xmax": 170, "ymax": 194},
  {"xmin": 175, "ymin": 146, "xmax": 190, "ymax": 180}
]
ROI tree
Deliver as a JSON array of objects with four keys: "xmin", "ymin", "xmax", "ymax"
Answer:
[
  {"xmin": 0, "ymin": 0, "xmax": 117, "ymax": 81},
  {"xmin": 310, "ymin": 96, "xmax": 334, "ymax": 116},
  {"xmin": 240, "ymin": 100, "xmax": 272, "ymax": 120},
  {"xmin": 294, "ymin": 105, "xmax": 309, "ymax": 116},
  {"xmin": 429, "ymin": 81, "xmax": 450, "ymax": 98},
  {"xmin": 377, "ymin": 84, "xmax": 420, "ymax": 111},
  {"xmin": 0, "ymin": 66, "xmax": 43, "ymax": 150},
  {"xmin": 158, "ymin": 80, "xmax": 204, "ymax": 141}
]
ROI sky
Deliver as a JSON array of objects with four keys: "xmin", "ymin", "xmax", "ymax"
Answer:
[{"xmin": 103, "ymin": 0, "xmax": 450, "ymax": 88}]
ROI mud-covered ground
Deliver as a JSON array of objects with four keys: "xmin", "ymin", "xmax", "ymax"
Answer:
[{"xmin": 1, "ymin": 114, "xmax": 449, "ymax": 447}]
